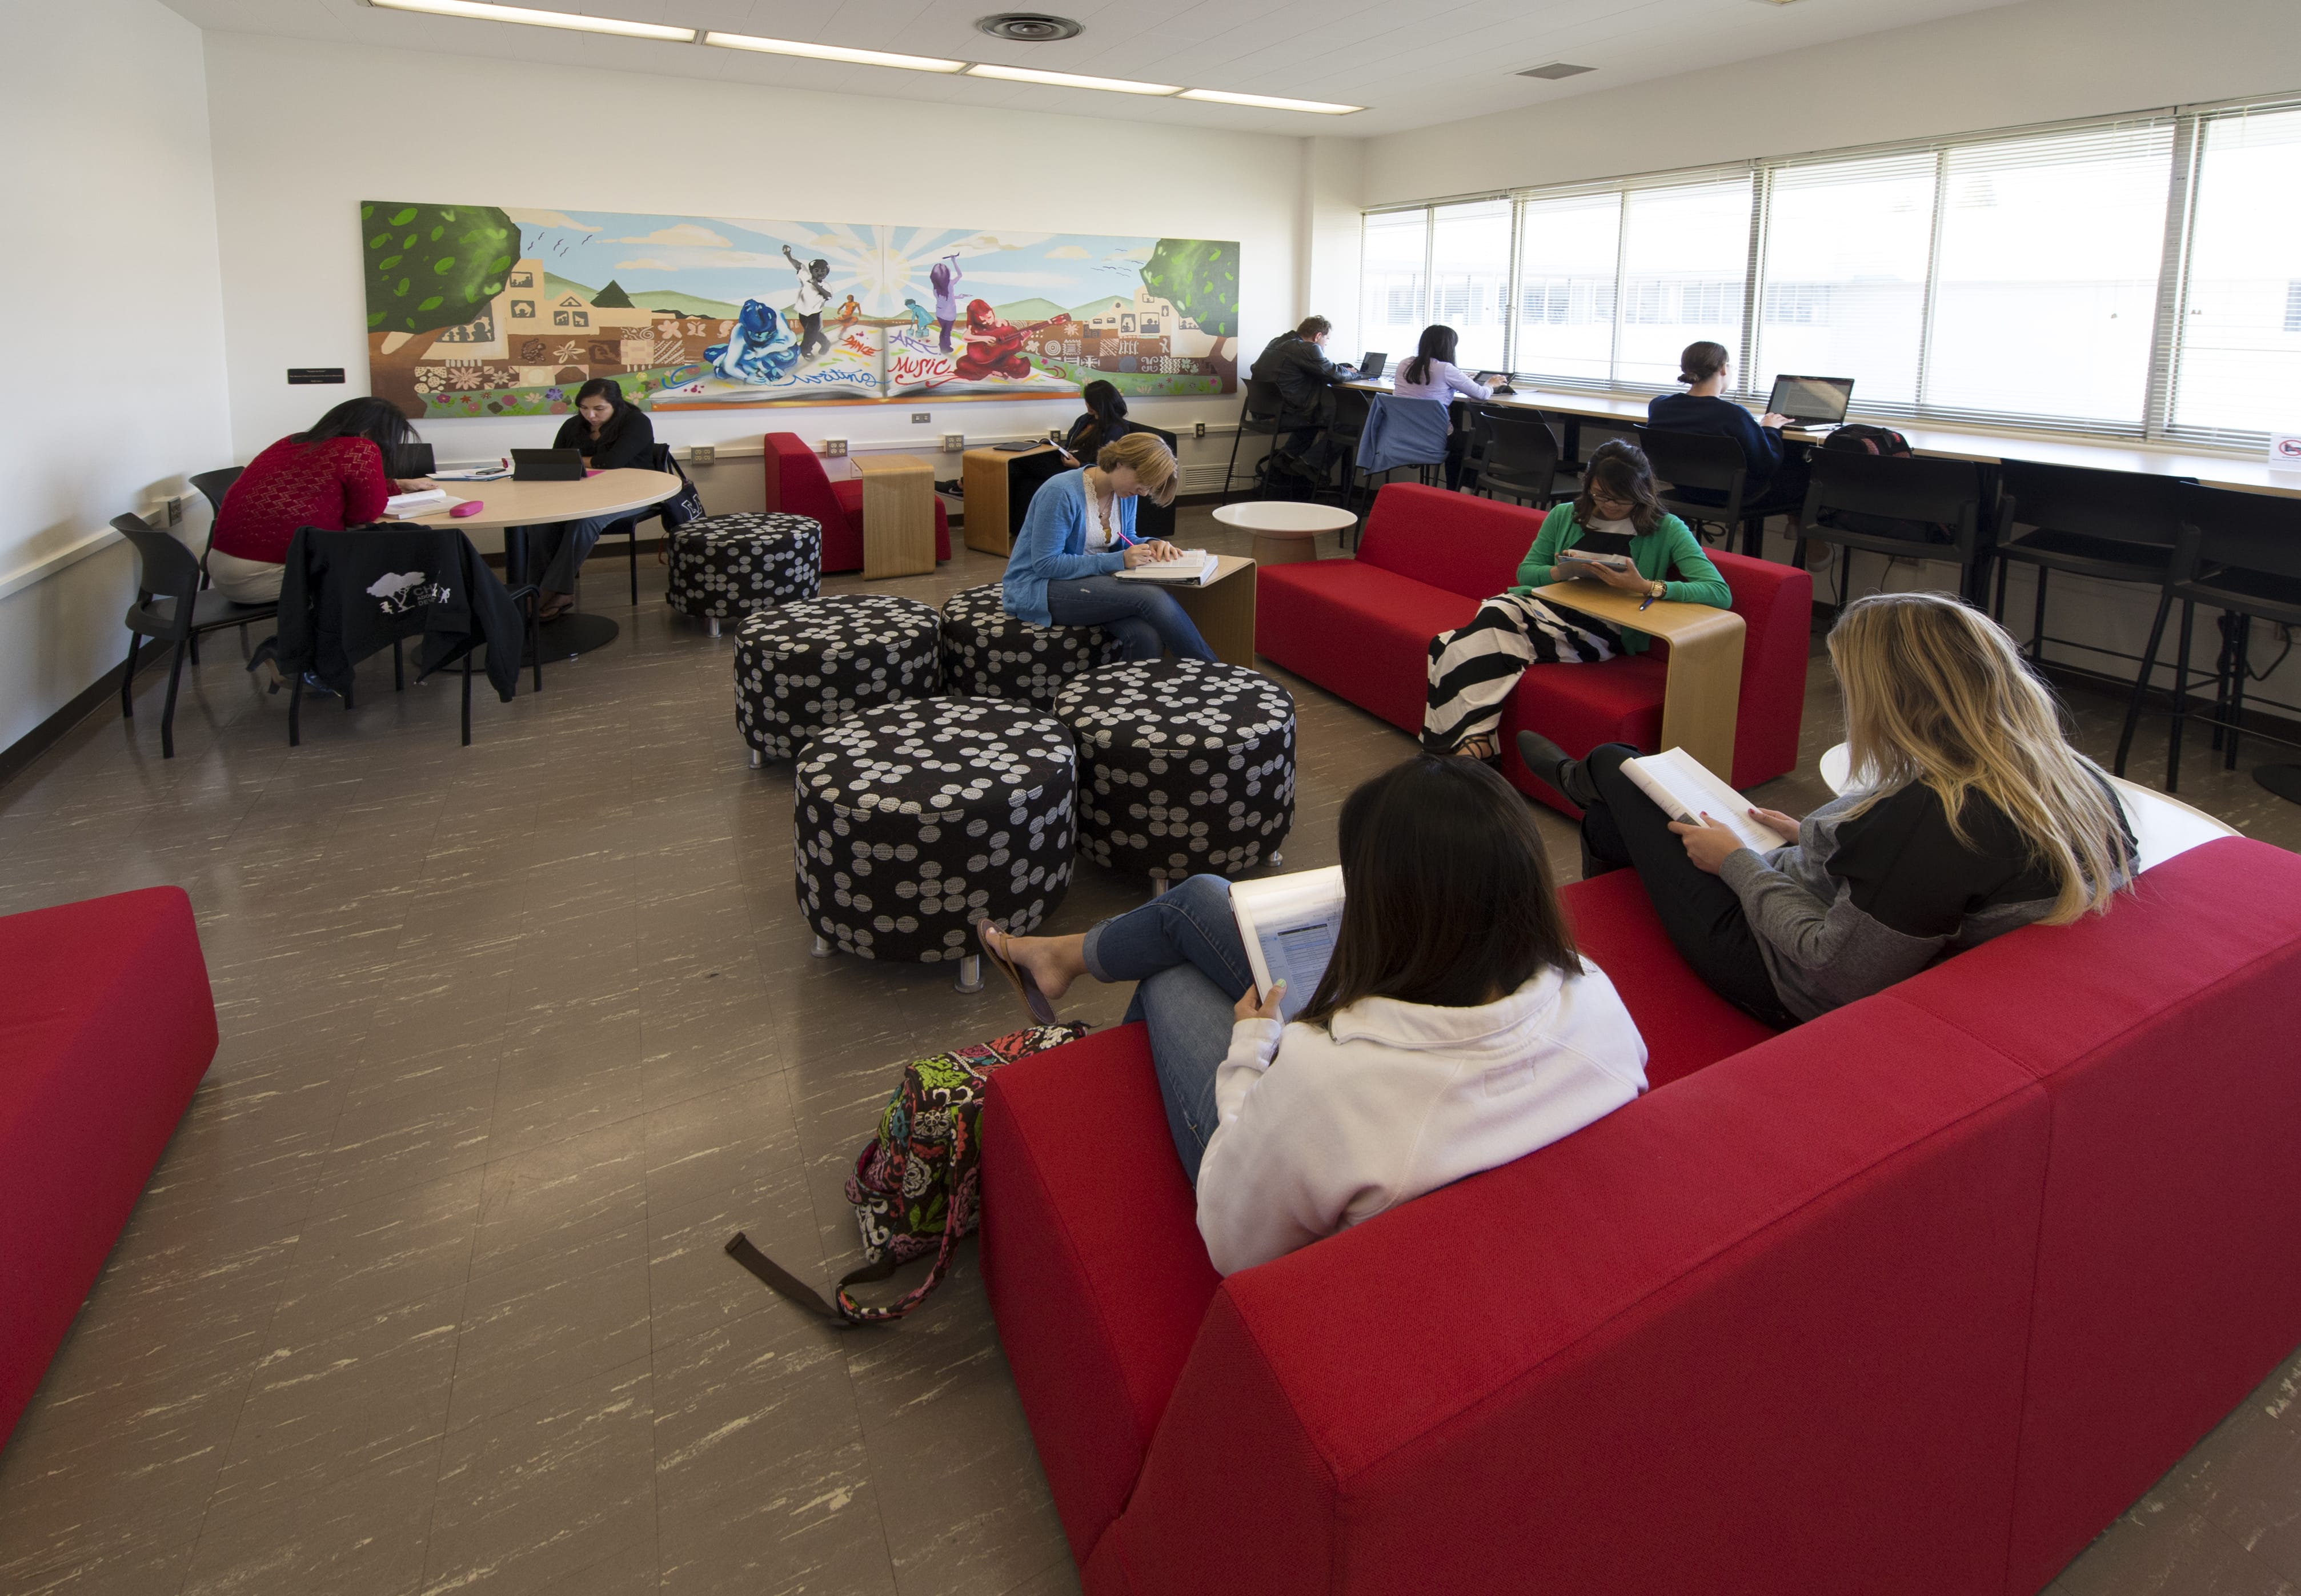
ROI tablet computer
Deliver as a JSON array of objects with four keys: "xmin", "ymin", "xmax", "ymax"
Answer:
[{"xmin": 511, "ymin": 448, "xmax": 586, "ymax": 482}]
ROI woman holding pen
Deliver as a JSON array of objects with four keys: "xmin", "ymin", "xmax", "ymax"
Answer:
[{"xmin": 999, "ymin": 432, "xmax": 1216, "ymax": 663}]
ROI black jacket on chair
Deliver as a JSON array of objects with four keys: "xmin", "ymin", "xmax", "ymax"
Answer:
[{"xmin": 271, "ymin": 527, "xmax": 527, "ymax": 701}]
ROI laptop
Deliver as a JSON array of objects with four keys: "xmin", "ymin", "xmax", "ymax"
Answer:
[
  {"xmin": 511, "ymin": 447, "xmax": 586, "ymax": 482},
  {"xmin": 1356, "ymin": 351, "xmax": 1388, "ymax": 381},
  {"xmin": 1766, "ymin": 375, "xmax": 1855, "ymax": 428},
  {"xmin": 383, "ymin": 442, "xmax": 436, "ymax": 478}
]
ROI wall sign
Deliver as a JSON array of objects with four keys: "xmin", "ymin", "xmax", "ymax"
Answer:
[
  {"xmin": 288, "ymin": 367, "xmax": 346, "ymax": 384},
  {"xmin": 361, "ymin": 200, "xmax": 1240, "ymax": 420}
]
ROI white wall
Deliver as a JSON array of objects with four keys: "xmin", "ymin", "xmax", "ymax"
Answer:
[
  {"xmin": 0, "ymin": 0, "xmax": 231, "ymax": 755},
  {"xmin": 1364, "ymin": 0, "xmax": 2301, "ymax": 204},
  {"xmin": 202, "ymin": 33, "xmax": 1316, "ymax": 514}
]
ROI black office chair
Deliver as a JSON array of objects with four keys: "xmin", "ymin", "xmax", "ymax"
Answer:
[
  {"xmin": 1133, "ymin": 423, "xmax": 1181, "ymax": 542},
  {"xmin": 1793, "ymin": 452, "xmax": 1994, "ymax": 612},
  {"xmin": 1635, "ymin": 428, "xmax": 1750, "ymax": 550},
  {"xmin": 2115, "ymin": 485, "xmax": 2301, "ymax": 794},
  {"xmin": 1221, "ymin": 378, "xmax": 1289, "ymax": 502},
  {"xmin": 185, "ymin": 465, "xmax": 245, "ymax": 627},
  {"xmin": 113, "ymin": 512, "xmax": 280, "ymax": 759},
  {"xmin": 1464, "ymin": 411, "xmax": 1574, "ymax": 512},
  {"xmin": 1321, "ymin": 387, "xmax": 1372, "ymax": 507},
  {"xmin": 1991, "ymin": 460, "xmax": 2184, "ymax": 672},
  {"xmin": 590, "ymin": 443, "xmax": 687, "ymax": 607}
]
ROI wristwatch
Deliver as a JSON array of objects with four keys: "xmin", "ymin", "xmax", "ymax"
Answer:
[{"xmin": 1647, "ymin": 580, "xmax": 1665, "ymax": 599}]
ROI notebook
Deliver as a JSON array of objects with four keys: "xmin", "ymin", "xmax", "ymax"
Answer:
[
  {"xmin": 1619, "ymin": 747, "xmax": 1793, "ymax": 853},
  {"xmin": 1112, "ymin": 550, "xmax": 1219, "ymax": 585}
]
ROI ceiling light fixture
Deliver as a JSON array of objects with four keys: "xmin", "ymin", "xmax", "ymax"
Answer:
[
  {"xmin": 364, "ymin": 0, "xmax": 695, "ymax": 42},
  {"xmin": 1517, "ymin": 62, "xmax": 1596, "ymax": 79},
  {"xmin": 701, "ymin": 31, "xmax": 968, "ymax": 71},
  {"xmin": 1177, "ymin": 88, "xmax": 1362, "ymax": 114},
  {"xmin": 965, "ymin": 62, "xmax": 1180, "ymax": 95},
  {"xmin": 975, "ymin": 13, "xmax": 1083, "ymax": 42}
]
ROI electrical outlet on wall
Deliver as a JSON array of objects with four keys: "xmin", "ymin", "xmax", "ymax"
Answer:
[
  {"xmin": 941, "ymin": 432, "xmax": 965, "ymax": 452},
  {"xmin": 165, "ymin": 496, "xmax": 184, "ymax": 527},
  {"xmin": 822, "ymin": 438, "xmax": 848, "ymax": 457},
  {"xmin": 911, "ymin": 412, "xmax": 931, "ymax": 423},
  {"xmin": 1194, "ymin": 420, "xmax": 1207, "ymax": 439},
  {"xmin": 689, "ymin": 444, "xmax": 716, "ymax": 466}
]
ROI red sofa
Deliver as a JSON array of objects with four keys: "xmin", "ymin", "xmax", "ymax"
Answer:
[
  {"xmin": 980, "ymin": 837, "xmax": 2301, "ymax": 1595},
  {"xmin": 1, "ymin": 887, "xmax": 218, "ymax": 1446},
  {"xmin": 761, "ymin": 431, "xmax": 951, "ymax": 574},
  {"xmin": 1256, "ymin": 484, "xmax": 1811, "ymax": 811}
]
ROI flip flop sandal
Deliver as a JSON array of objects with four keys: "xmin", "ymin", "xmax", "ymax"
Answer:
[
  {"xmin": 980, "ymin": 924, "xmax": 1057, "ymax": 1027},
  {"xmin": 1454, "ymin": 735, "xmax": 1502, "ymax": 766}
]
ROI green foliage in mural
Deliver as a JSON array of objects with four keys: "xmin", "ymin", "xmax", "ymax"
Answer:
[
  {"xmin": 1142, "ymin": 239, "xmax": 1238, "ymax": 338},
  {"xmin": 361, "ymin": 202, "xmax": 519, "ymax": 335}
]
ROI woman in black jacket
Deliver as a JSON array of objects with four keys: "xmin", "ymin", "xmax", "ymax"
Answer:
[
  {"xmin": 1061, "ymin": 379, "xmax": 1132, "ymax": 461},
  {"xmin": 528, "ymin": 378, "xmax": 655, "ymax": 619}
]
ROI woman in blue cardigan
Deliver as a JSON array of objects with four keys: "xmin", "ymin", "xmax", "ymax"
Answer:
[{"xmin": 1001, "ymin": 431, "xmax": 1215, "ymax": 662}]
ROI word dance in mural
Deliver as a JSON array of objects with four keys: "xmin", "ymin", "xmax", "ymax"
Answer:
[{"xmin": 362, "ymin": 201, "xmax": 1240, "ymax": 420}]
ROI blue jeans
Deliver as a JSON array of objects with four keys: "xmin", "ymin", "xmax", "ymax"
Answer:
[
  {"xmin": 1081, "ymin": 874, "xmax": 1254, "ymax": 1184},
  {"xmin": 1044, "ymin": 575, "xmax": 1217, "ymax": 664},
  {"xmin": 526, "ymin": 514, "xmax": 620, "ymax": 593}
]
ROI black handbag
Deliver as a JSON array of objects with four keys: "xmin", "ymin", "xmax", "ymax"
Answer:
[{"xmin": 657, "ymin": 451, "xmax": 706, "ymax": 529}]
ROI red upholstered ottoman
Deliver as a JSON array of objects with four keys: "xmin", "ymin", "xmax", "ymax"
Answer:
[
  {"xmin": 0, "ymin": 887, "xmax": 218, "ymax": 1445},
  {"xmin": 763, "ymin": 431, "xmax": 951, "ymax": 573}
]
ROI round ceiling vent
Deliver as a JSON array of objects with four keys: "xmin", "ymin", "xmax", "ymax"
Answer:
[{"xmin": 974, "ymin": 13, "xmax": 1083, "ymax": 42}]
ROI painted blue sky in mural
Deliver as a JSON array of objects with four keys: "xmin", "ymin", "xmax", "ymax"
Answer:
[{"xmin": 511, "ymin": 208, "xmax": 1158, "ymax": 315}]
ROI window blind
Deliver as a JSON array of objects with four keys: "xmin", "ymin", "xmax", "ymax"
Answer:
[{"xmin": 2168, "ymin": 104, "xmax": 2301, "ymax": 444}]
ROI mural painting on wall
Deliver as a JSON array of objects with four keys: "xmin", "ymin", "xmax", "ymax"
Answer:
[{"xmin": 362, "ymin": 200, "xmax": 1240, "ymax": 419}]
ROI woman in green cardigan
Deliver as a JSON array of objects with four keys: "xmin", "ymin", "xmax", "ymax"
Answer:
[{"xmin": 1425, "ymin": 440, "xmax": 1731, "ymax": 761}]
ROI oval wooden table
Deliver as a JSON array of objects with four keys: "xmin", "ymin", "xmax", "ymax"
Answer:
[
  {"xmin": 392, "ymin": 468, "xmax": 684, "ymax": 657},
  {"xmin": 1212, "ymin": 500, "xmax": 1358, "ymax": 565}
]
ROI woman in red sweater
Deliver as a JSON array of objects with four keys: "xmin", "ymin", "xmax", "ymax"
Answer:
[{"xmin": 207, "ymin": 398, "xmax": 418, "ymax": 601}]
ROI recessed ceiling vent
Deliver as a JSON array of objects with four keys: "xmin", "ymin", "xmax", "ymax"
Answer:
[
  {"xmin": 1517, "ymin": 62, "xmax": 1596, "ymax": 80},
  {"xmin": 975, "ymin": 14, "xmax": 1084, "ymax": 42}
]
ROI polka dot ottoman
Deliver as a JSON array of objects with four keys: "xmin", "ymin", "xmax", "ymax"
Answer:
[
  {"xmin": 1053, "ymin": 659, "xmax": 1297, "ymax": 886},
  {"xmin": 794, "ymin": 696, "xmax": 1077, "ymax": 991},
  {"xmin": 939, "ymin": 583, "xmax": 1123, "ymax": 708},
  {"xmin": 667, "ymin": 512, "xmax": 821, "ymax": 634},
  {"xmin": 733, "ymin": 595, "xmax": 941, "ymax": 765}
]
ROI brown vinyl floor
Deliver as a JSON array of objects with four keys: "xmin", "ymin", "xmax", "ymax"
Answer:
[{"xmin": 2, "ymin": 506, "xmax": 2299, "ymax": 1596}]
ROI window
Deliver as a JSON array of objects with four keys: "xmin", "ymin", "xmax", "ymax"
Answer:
[
  {"xmin": 2170, "ymin": 106, "xmax": 2301, "ymax": 438},
  {"xmin": 1426, "ymin": 200, "xmax": 1513, "ymax": 371},
  {"xmin": 1924, "ymin": 123, "xmax": 2171, "ymax": 426},
  {"xmin": 1368, "ymin": 94, "xmax": 2301, "ymax": 440},
  {"xmin": 1513, "ymin": 193, "xmax": 1619, "ymax": 383},
  {"xmin": 1757, "ymin": 152, "xmax": 1936, "ymax": 406},
  {"xmin": 1360, "ymin": 210, "xmax": 1428, "ymax": 359}
]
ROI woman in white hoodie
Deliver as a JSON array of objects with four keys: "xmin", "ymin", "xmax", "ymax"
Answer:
[{"xmin": 981, "ymin": 756, "xmax": 1647, "ymax": 1274}]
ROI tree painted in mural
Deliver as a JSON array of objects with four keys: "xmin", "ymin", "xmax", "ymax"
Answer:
[
  {"xmin": 1142, "ymin": 238, "xmax": 1239, "ymax": 339},
  {"xmin": 362, "ymin": 202, "xmax": 519, "ymax": 416}
]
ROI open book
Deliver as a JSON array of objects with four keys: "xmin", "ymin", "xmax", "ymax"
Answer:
[
  {"xmin": 1619, "ymin": 747, "xmax": 1793, "ymax": 852},
  {"xmin": 383, "ymin": 488, "xmax": 454, "ymax": 517},
  {"xmin": 1114, "ymin": 550, "xmax": 1219, "ymax": 585},
  {"xmin": 1229, "ymin": 867, "xmax": 1344, "ymax": 1025}
]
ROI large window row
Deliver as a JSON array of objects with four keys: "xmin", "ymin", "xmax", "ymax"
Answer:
[{"xmin": 1358, "ymin": 97, "xmax": 2301, "ymax": 445}]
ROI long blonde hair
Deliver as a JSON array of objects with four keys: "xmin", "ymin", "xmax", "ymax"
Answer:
[
  {"xmin": 1830, "ymin": 592, "xmax": 2132, "ymax": 924},
  {"xmin": 1097, "ymin": 432, "xmax": 1178, "ymax": 507}
]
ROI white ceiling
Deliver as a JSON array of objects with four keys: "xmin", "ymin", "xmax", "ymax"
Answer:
[{"xmin": 158, "ymin": 0, "xmax": 2023, "ymax": 138}]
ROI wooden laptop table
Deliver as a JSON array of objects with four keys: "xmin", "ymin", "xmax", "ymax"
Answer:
[
  {"xmin": 1528, "ymin": 581, "xmax": 1745, "ymax": 779},
  {"xmin": 853, "ymin": 454, "xmax": 939, "ymax": 578},
  {"xmin": 1150, "ymin": 555, "xmax": 1257, "ymax": 670}
]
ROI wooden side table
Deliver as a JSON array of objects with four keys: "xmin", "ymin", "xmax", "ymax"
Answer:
[
  {"xmin": 1162, "ymin": 555, "xmax": 1258, "ymax": 669},
  {"xmin": 960, "ymin": 446, "xmax": 1055, "ymax": 556},
  {"xmin": 1529, "ymin": 582, "xmax": 1746, "ymax": 780},
  {"xmin": 853, "ymin": 454, "xmax": 938, "ymax": 578}
]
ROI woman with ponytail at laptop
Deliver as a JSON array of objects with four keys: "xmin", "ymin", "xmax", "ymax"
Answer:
[{"xmin": 1647, "ymin": 340, "xmax": 1807, "ymax": 521}]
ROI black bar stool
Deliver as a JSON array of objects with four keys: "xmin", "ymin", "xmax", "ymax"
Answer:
[
  {"xmin": 1991, "ymin": 459, "xmax": 2184, "ymax": 672},
  {"xmin": 2116, "ymin": 484, "xmax": 2301, "ymax": 796},
  {"xmin": 1635, "ymin": 427, "xmax": 1749, "ymax": 551},
  {"xmin": 1220, "ymin": 379, "xmax": 1288, "ymax": 502},
  {"xmin": 1793, "ymin": 452, "xmax": 1994, "ymax": 611},
  {"xmin": 1464, "ymin": 410, "xmax": 1575, "ymax": 513}
]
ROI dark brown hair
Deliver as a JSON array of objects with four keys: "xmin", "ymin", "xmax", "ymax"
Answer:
[
  {"xmin": 1296, "ymin": 756, "xmax": 1579, "ymax": 1026},
  {"xmin": 1573, "ymin": 439, "xmax": 1666, "ymax": 536},
  {"xmin": 1401, "ymin": 323, "xmax": 1458, "ymax": 388},
  {"xmin": 1296, "ymin": 315, "xmax": 1332, "ymax": 339},
  {"xmin": 1678, "ymin": 339, "xmax": 1729, "ymax": 384}
]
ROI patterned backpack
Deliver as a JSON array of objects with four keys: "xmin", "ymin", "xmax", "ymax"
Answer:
[{"xmin": 725, "ymin": 1021, "xmax": 1088, "ymax": 1324}]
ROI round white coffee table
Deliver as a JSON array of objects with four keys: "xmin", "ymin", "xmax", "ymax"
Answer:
[{"xmin": 1212, "ymin": 502, "xmax": 1358, "ymax": 566}]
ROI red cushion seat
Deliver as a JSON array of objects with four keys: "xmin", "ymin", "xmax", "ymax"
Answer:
[
  {"xmin": 0, "ymin": 887, "xmax": 218, "ymax": 1446},
  {"xmin": 764, "ymin": 431, "xmax": 951, "ymax": 574}
]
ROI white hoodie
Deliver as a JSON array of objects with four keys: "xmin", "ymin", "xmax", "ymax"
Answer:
[{"xmin": 1194, "ymin": 960, "xmax": 1648, "ymax": 1276}]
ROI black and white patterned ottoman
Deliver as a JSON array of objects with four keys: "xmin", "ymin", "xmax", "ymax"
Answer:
[
  {"xmin": 733, "ymin": 595, "xmax": 941, "ymax": 765},
  {"xmin": 794, "ymin": 697, "xmax": 1077, "ymax": 991},
  {"xmin": 939, "ymin": 583, "xmax": 1123, "ymax": 708},
  {"xmin": 667, "ymin": 512, "xmax": 821, "ymax": 634},
  {"xmin": 1053, "ymin": 659, "xmax": 1297, "ymax": 886}
]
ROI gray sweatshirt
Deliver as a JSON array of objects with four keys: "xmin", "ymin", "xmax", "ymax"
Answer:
[{"xmin": 1718, "ymin": 780, "xmax": 2130, "ymax": 1023}]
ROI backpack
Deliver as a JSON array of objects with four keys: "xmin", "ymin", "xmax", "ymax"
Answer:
[
  {"xmin": 725, "ymin": 1020, "xmax": 1089, "ymax": 1325},
  {"xmin": 1820, "ymin": 423, "xmax": 1911, "ymax": 458}
]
